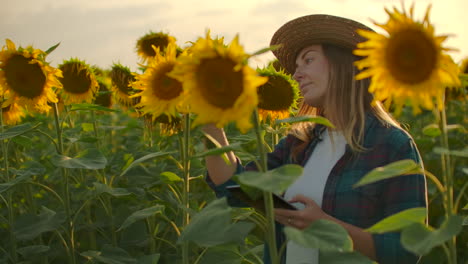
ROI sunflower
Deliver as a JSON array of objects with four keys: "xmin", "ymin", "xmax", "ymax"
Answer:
[
  {"xmin": 131, "ymin": 42, "xmax": 184, "ymax": 119},
  {"xmin": 93, "ymin": 79, "xmax": 113, "ymax": 108},
  {"xmin": 256, "ymin": 63, "xmax": 299, "ymax": 122},
  {"xmin": 58, "ymin": 58, "xmax": 98, "ymax": 105},
  {"xmin": 136, "ymin": 31, "xmax": 177, "ymax": 63},
  {"xmin": 169, "ymin": 31, "xmax": 267, "ymax": 133},
  {"xmin": 154, "ymin": 113, "xmax": 182, "ymax": 136},
  {"xmin": 1, "ymin": 100, "xmax": 26, "ymax": 126},
  {"xmin": 353, "ymin": 4, "xmax": 460, "ymax": 114},
  {"xmin": 0, "ymin": 39, "xmax": 62, "ymax": 113},
  {"xmin": 110, "ymin": 63, "xmax": 137, "ymax": 107},
  {"xmin": 461, "ymin": 58, "xmax": 468, "ymax": 74}
]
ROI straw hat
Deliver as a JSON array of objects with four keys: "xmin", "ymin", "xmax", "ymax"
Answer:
[{"xmin": 270, "ymin": 14, "xmax": 374, "ymax": 74}]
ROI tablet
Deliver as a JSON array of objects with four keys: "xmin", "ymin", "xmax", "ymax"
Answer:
[{"xmin": 226, "ymin": 185, "xmax": 298, "ymax": 212}]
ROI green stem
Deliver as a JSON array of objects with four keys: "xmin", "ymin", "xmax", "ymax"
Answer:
[
  {"xmin": 91, "ymin": 110, "xmax": 101, "ymax": 149},
  {"xmin": 52, "ymin": 103, "xmax": 76, "ymax": 264},
  {"xmin": 438, "ymin": 102, "xmax": 457, "ymax": 264},
  {"xmin": 253, "ymin": 108, "xmax": 279, "ymax": 264},
  {"xmin": 145, "ymin": 115, "xmax": 154, "ymax": 148},
  {"xmin": 0, "ymin": 99, "xmax": 18, "ymax": 264},
  {"xmin": 181, "ymin": 113, "xmax": 191, "ymax": 264}
]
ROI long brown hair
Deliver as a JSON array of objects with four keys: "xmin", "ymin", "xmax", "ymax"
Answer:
[{"xmin": 290, "ymin": 44, "xmax": 399, "ymax": 158}]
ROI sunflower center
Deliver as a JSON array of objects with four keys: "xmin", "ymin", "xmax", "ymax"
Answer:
[
  {"xmin": 385, "ymin": 27, "xmax": 437, "ymax": 84},
  {"xmin": 60, "ymin": 63, "xmax": 92, "ymax": 94},
  {"xmin": 94, "ymin": 82, "xmax": 112, "ymax": 107},
  {"xmin": 143, "ymin": 37, "xmax": 169, "ymax": 57},
  {"xmin": 197, "ymin": 57, "xmax": 243, "ymax": 109},
  {"xmin": 151, "ymin": 63, "xmax": 183, "ymax": 100},
  {"xmin": 112, "ymin": 70, "xmax": 134, "ymax": 95},
  {"xmin": 4, "ymin": 54, "xmax": 46, "ymax": 99},
  {"xmin": 258, "ymin": 75, "xmax": 294, "ymax": 110}
]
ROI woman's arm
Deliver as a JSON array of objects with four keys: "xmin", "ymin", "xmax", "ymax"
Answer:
[{"xmin": 202, "ymin": 124, "xmax": 237, "ymax": 186}]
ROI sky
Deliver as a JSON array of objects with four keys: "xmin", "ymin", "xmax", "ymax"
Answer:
[{"xmin": 1, "ymin": 0, "xmax": 467, "ymax": 71}]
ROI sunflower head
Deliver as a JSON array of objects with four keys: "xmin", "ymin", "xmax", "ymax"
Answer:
[
  {"xmin": 444, "ymin": 57, "xmax": 468, "ymax": 101},
  {"xmin": 58, "ymin": 58, "xmax": 99, "ymax": 105},
  {"xmin": 131, "ymin": 42, "xmax": 184, "ymax": 119},
  {"xmin": 136, "ymin": 31, "xmax": 177, "ymax": 63},
  {"xmin": 353, "ymin": 3, "xmax": 461, "ymax": 114},
  {"xmin": 154, "ymin": 113, "xmax": 182, "ymax": 135},
  {"xmin": 1, "ymin": 100, "xmax": 26, "ymax": 126},
  {"xmin": 110, "ymin": 63, "xmax": 138, "ymax": 107},
  {"xmin": 256, "ymin": 63, "xmax": 299, "ymax": 123},
  {"xmin": 0, "ymin": 39, "xmax": 62, "ymax": 113},
  {"xmin": 93, "ymin": 79, "xmax": 113, "ymax": 108},
  {"xmin": 169, "ymin": 31, "xmax": 268, "ymax": 133},
  {"xmin": 270, "ymin": 59, "xmax": 286, "ymax": 72}
]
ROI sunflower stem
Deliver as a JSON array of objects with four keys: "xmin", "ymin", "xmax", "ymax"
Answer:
[
  {"xmin": 1, "ymin": 98, "xmax": 18, "ymax": 263},
  {"xmin": 91, "ymin": 110, "xmax": 101, "ymax": 149},
  {"xmin": 437, "ymin": 101, "xmax": 457, "ymax": 264},
  {"xmin": 253, "ymin": 108, "xmax": 279, "ymax": 264},
  {"xmin": 181, "ymin": 113, "xmax": 191, "ymax": 264},
  {"xmin": 52, "ymin": 102, "xmax": 76, "ymax": 264}
]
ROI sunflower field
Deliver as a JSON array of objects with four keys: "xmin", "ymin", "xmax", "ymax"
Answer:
[{"xmin": 0, "ymin": 3, "xmax": 467, "ymax": 264}]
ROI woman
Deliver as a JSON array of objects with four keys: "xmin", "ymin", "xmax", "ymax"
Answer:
[{"xmin": 203, "ymin": 14, "xmax": 427, "ymax": 264}]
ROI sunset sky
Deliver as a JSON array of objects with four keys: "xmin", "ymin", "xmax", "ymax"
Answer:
[{"xmin": 2, "ymin": 0, "xmax": 466, "ymax": 71}]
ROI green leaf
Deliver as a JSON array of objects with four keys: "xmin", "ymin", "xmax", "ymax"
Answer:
[
  {"xmin": 199, "ymin": 244, "xmax": 243, "ymax": 264},
  {"xmin": 81, "ymin": 122, "xmax": 94, "ymax": 132},
  {"xmin": 70, "ymin": 103, "xmax": 118, "ymax": 112},
  {"xmin": 52, "ymin": 148, "xmax": 107, "ymax": 169},
  {"xmin": 284, "ymin": 219, "xmax": 353, "ymax": 252},
  {"xmin": 463, "ymin": 216, "xmax": 468, "ymax": 226},
  {"xmin": 14, "ymin": 206, "xmax": 66, "ymax": 241},
  {"xmin": 160, "ymin": 171, "xmax": 182, "ymax": 183},
  {"xmin": 77, "ymin": 136, "xmax": 98, "ymax": 143},
  {"xmin": 401, "ymin": 215, "xmax": 463, "ymax": 255},
  {"xmin": 463, "ymin": 168, "xmax": 468, "ymax": 176},
  {"xmin": 193, "ymin": 142, "xmax": 242, "ymax": 158},
  {"xmin": 120, "ymin": 151, "xmax": 175, "ymax": 176},
  {"xmin": 93, "ymin": 182, "xmax": 132, "ymax": 197},
  {"xmin": 136, "ymin": 254, "xmax": 160, "ymax": 264},
  {"xmin": 80, "ymin": 245, "xmax": 136, "ymax": 264},
  {"xmin": 463, "ymin": 203, "xmax": 468, "ymax": 210},
  {"xmin": 321, "ymin": 251, "xmax": 377, "ymax": 264},
  {"xmin": 235, "ymin": 164, "xmax": 303, "ymax": 194},
  {"xmin": 353, "ymin": 159, "xmax": 421, "ymax": 188},
  {"xmin": 0, "ymin": 123, "xmax": 41, "ymax": 140},
  {"xmin": 178, "ymin": 198, "xmax": 255, "ymax": 247},
  {"xmin": 17, "ymin": 245, "xmax": 50, "ymax": 258},
  {"xmin": 12, "ymin": 135, "xmax": 33, "ymax": 147},
  {"xmin": 118, "ymin": 205, "xmax": 164, "ymax": 231},
  {"xmin": 446, "ymin": 124, "xmax": 466, "ymax": 132},
  {"xmin": 276, "ymin": 116, "xmax": 335, "ymax": 128},
  {"xmin": 366, "ymin": 208, "xmax": 427, "ymax": 233},
  {"xmin": 0, "ymin": 174, "xmax": 34, "ymax": 194},
  {"xmin": 433, "ymin": 146, "xmax": 468, "ymax": 158},
  {"xmin": 45, "ymin": 42, "xmax": 60, "ymax": 55},
  {"xmin": 422, "ymin": 124, "xmax": 441, "ymax": 137}
]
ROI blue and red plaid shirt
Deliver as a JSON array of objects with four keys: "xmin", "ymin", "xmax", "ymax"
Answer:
[{"xmin": 207, "ymin": 113, "xmax": 427, "ymax": 264}]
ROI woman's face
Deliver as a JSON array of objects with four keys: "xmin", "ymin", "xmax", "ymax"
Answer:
[{"xmin": 293, "ymin": 44, "xmax": 329, "ymax": 108}]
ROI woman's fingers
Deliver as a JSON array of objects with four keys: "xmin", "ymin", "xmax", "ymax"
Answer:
[
  {"xmin": 289, "ymin": 194, "xmax": 318, "ymax": 207},
  {"xmin": 274, "ymin": 208, "xmax": 305, "ymax": 228}
]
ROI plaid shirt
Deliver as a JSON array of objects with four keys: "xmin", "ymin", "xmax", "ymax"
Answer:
[{"xmin": 207, "ymin": 113, "xmax": 427, "ymax": 264}]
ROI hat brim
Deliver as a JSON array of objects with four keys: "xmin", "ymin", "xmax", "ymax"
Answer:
[{"xmin": 270, "ymin": 14, "xmax": 374, "ymax": 74}]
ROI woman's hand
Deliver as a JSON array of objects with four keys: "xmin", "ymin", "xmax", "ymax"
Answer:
[{"xmin": 274, "ymin": 194, "xmax": 328, "ymax": 229}]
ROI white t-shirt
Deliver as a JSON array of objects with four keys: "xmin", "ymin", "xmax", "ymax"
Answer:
[{"xmin": 284, "ymin": 130, "xmax": 347, "ymax": 264}]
